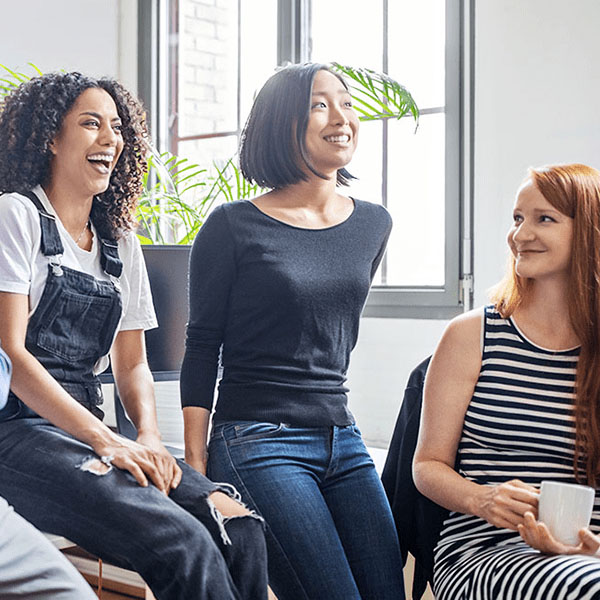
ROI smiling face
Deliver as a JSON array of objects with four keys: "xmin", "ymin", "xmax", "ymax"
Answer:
[
  {"xmin": 48, "ymin": 87, "xmax": 124, "ymax": 198},
  {"xmin": 304, "ymin": 69, "xmax": 359, "ymax": 178},
  {"xmin": 508, "ymin": 180, "xmax": 574, "ymax": 282}
]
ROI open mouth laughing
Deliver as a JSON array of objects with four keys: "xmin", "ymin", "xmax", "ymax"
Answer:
[{"xmin": 87, "ymin": 153, "xmax": 115, "ymax": 174}]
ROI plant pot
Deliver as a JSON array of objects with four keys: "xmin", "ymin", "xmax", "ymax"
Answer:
[{"xmin": 141, "ymin": 245, "xmax": 191, "ymax": 379}]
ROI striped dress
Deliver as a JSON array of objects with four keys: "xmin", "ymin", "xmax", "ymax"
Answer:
[{"xmin": 434, "ymin": 306, "xmax": 600, "ymax": 600}]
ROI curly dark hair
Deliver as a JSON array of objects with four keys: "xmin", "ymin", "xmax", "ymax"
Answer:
[{"xmin": 0, "ymin": 72, "xmax": 148, "ymax": 239}]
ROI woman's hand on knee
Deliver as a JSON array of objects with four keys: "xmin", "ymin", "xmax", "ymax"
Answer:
[
  {"xmin": 476, "ymin": 479, "xmax": 539, "ymax": 530},
  {"xmin": 136, "ymin": 431, "xmax": 183, "ymax": 493},
  {"xmin": 94, "ymin": 433, "xmax": 181, "ymax": 494},
  {"xmin": 518, "ymin": 511, "xmax": 600, "ymax": 555}
]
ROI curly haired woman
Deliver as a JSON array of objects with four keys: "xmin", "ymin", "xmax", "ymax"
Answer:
[{"xmin": 0, "ymin": 72, "xmax": 268, "ymax": 600}]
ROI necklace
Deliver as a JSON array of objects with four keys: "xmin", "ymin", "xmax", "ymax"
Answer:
[{"xmin": 74, "ymin": 220, "xmax": 90, "ymax": 246}]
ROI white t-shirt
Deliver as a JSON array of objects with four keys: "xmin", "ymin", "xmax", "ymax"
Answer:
[{"xmin": 0, "ymin": 186, "xmax": 158, "ymax": 374}]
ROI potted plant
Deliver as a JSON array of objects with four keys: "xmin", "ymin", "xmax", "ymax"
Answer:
[{"xmin": 0, "ymin": 62, "xmax": 419, "ymax": 376}]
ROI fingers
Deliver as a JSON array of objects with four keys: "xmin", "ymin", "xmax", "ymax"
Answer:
[
  {"xmin": 151, "ymin": 450, "xmax": 181, "ymax": 493},
  {"xmin": 112, "ymin": 444, "xmax": 166, "ymax": 492},
  {"xmin": 170, "ymin": 461, "xmax": 183, "ymax": 489},
  {"xmin": 482, "ymin": 481, "xmax": 540, "ymax": 529},
  {"xmin": 519, "ymin": 513, "xmax": 599, "ymax": 556},
  {"xmin": 579, "ymin": 528, "xmax": 600, "ymax": 555}
]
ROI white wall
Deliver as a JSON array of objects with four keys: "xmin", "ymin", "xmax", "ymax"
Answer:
[
  {"xmin": 350, "ymin": 0, "xmax": 600, "ymax": 447},
  {"xmin": 0, "ymin": 0, "xmax": 136, "ymax": 91},
  {"xmin": 3, "ymin": 0, "xmax": 600, "ymax": 448},
  {"xmin": 472, "ymin": 0, "xmax": 600, "ymax": 306}
]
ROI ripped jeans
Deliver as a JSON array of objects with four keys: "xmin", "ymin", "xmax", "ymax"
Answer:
[{"xmin": 0, "ymin": 418, "xmax": 268, "ymax": 600}]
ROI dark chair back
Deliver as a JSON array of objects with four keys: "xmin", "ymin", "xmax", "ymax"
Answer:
[{"xmin": 381, "ymin": 356, "xmax": 450, "ymax": 600}]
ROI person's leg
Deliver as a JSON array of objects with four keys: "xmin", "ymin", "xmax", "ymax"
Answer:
[
  {"xmin": 320, "ymin": 425, "xmax": 405, "ymax": 600},
  {"xmin": 208, "ymin": 422, "xmax": 362, "ymax": 600},
  {"xmin": 171, "ymin": 464, "xmax": 269, "ymax": 599},
  {"xmin": 0, "ymin": 418, "xmax": 266, "ymax": 600},
  {"xmin": 0, "ymin": 497, "xmax": 97, "ymax": 600}
]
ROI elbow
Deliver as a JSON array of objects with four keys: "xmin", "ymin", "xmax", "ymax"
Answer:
[
  {"xmin": 412, "ymin": 453, "xmax": 445, "ymax": 501},
  {"xmin": 412, "ymin": 456, "xmax": 428, "ymax": 496}
]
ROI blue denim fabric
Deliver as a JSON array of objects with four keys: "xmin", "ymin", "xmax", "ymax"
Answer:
[
  {"xmin": 0, "ymin": 347, "xmax": 10, "ymax": 411},
  {"xmin": 208, "ymin": 422, "xmax": 406, "ymax": 600},
  {"xmin": 0, "ymin": 418, "xmax": 268, "ymax": 600},
  {"xmin": 0, "ymin": 192, "xmax": 269, "ymax": 599}
]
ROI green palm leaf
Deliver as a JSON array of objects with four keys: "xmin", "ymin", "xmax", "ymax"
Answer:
[{"xmin": 331, "ymin": 63, "xmax": 419, "ymax": 125}]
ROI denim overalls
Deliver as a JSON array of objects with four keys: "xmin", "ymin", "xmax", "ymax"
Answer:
[
  {"xmin": 0, "ymin": 190, "xmax": 267, "ymax": 599},
  {"xmin": 0, "ymin": 190, "xmax": 122, "ymax": 422}
]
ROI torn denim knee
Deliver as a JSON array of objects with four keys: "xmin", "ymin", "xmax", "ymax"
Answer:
[
  {"xmin": 77, "ymin": 455, "xmax": 113, "ymax": 476},
  {"xmin": 207, "ymin": 482, "xmax": 264, "ymax": 546}
]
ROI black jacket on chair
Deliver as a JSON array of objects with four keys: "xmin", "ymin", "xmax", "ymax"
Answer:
[{"xmin": 381, "ymin": 356, "xmax": 450, "ymax": 599}]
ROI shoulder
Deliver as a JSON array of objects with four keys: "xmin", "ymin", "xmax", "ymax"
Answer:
[
  {"xmin": 441, "ymin": 307, "xmax": 484, "ymax": 351},
  {"xmin": 194, "ymin": 201, "xmax": 253, "ymax": 244},
  {"xmin": 203, "ymin": 201, "xmax": 246, "ymax": 228},
  {"xmin": 0, "ymin": 191, "xmax": 38, "ymax": 220},
  {"xmin": 425, "ymin": 308, "xmax": 484, "ymax": 401},
  {"xmin": 0, "ymin": 191, "xmax": 40, "ymax": 239},
  {"xmin": 116, "ymin": 230, "xmax": 147, "ymax": 276},
  {"xmin": 117, "ymin": 229, "xmax": 143, "ymax": 255},
  {"xmin": 352, "ymin": 198, "xmax": 392, "ymax": 229}
]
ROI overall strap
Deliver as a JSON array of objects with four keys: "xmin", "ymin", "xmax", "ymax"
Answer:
[
  {"xmin": 99, "ymin": 238, "xmax": 123, "ymax": 278},
  {"xmin": 24, "ymin": 190, "xmax": 123, "ymax": 278},
  {"xmin": 22, "ymin": 191, "xmax": 64, "ymax": 257}
]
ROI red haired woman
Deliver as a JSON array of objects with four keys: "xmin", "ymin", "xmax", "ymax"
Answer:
[{"xmin": 414, "ymin": 164, "xmax": 600, "ymax": 599}]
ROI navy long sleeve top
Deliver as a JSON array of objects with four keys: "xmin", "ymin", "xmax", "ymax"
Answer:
[{"xmin": 180, "ymin": 198, "xmax": 392, "ymax": 426}]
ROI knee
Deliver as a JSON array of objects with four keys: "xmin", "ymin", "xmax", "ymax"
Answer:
[
  {"xmin": 207, "ymin": 491, "xmax": 266, "ymax": 548},
  {"xmin": 208, "ymin": 490, "xmax": 252, "ymax": 517},
  {"xmin": 225, "ymin": 516, "xmax": 267, "ymax": 555}
]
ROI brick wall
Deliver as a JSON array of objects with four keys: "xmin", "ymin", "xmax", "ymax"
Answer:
[{"xmin": 178, "ymin": 0, "xmax": 238, "ymax": 138}]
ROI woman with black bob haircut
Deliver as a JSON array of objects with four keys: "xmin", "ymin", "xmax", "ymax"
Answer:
[
  {"xmin": 239, "ymin": 63, "xmax": 355, "ymax": 188},
  {"xmin": 182, "ymin": 63, "xmax": 405, "ymax": 599},
  {"xmin": 0, "ymin": 71, "xmax": 268, "ymax": 600}
]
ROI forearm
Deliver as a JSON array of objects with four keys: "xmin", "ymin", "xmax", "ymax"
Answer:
[
  {"xmin": 180, "ymin": 334, "xmax": 220, "ymax": 410},
  {"xmin": 183, "ymin": 406, "xmax": 211, "ymax": 467},
  {"xmin": 414, "ymin": 458, "xmax": 484, "ymax": 517},
  {"xmin": 114, "ymin": 361, "xmax": 160, "ymax": 437},
  {"xmin": 8, "ymin": 347, "xmax": 115, "ymax": 450}
]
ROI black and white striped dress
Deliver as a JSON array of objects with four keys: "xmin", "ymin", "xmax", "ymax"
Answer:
[{"xmin": 434, "ymin": 306, "xmax": 600, "ymax": 600}]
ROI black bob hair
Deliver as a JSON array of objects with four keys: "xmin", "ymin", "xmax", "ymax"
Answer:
[
  {"xmin": 0, "ymin": 71, "xmax": 148, "ymax": 239},
  {"xmin": 239, "ymin": 63, "xmax": 356, "ymax": 189}
]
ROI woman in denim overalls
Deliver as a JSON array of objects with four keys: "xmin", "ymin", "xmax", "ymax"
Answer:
[{"xmin": 0, "ymin": 72, "xmax": 268, "ymax": 600}]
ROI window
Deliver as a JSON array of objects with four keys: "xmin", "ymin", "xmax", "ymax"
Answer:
[{"xmin": 140, "ymin": 0, "xmax": 472, "ymax": 318}]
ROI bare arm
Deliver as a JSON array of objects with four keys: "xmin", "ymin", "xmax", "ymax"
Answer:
[
  {"xmin": 0, "ymin": 291, "xmax": 117, "ymax": 447},
  {"xmin": 0, "ymin": 291, "xmax": 179, "ymax": 493},
  {"xmin": 183, "ymin": 406, "xmax": 211, "ymax": 475},
  {"xmin": 110, "ymin": 329, "xmax": 182, "ymax": 492},
  {"xmin": 413, "ymin": 308, "xmax": 539, "ymax": 530}
]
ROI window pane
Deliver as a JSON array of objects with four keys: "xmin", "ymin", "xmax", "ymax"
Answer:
[
  {"xmin": 388, "ymin": 0, "xmax": 445, "ymax": 108},
  {"xmin": 386, "ymin": 113, "xmax": 445, "ymax": 286},
  {"xmin": 178, "ymin": 0, "xmax": 239, "ymax": 136},
  {"xmin": 176, "ymin": 135, "xmax": 239, "ymax": 204},
  {"xmin": 346, "ymin": 121, "xmax": 383, "ymax": 208},
  {"xmin": 240, "ymin": 0, "xmax": 278, "ymax": 125},
  {"xmin": 310, "ymin": 0, "xmax": 383, "ymax": 69}
]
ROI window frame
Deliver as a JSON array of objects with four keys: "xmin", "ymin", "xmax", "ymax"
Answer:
[{"xmin": 138, "ymin": 0, "xmax": 473, "ymax": 319}]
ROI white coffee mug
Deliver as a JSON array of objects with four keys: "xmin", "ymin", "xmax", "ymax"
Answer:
[{"xmin": 538, "ymin": 481, "xmax": 595, "ymax": 546}]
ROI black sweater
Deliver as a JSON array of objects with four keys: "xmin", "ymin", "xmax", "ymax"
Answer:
[{"xmin": 180, "ymin": 199, "xmax": 392, "ymax": 426}]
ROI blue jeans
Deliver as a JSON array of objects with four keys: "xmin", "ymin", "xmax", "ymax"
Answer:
[
  {"xmin": 208, "ymin": 422, "xmax": 405, "ymax": 600},
  {"xmin": 0, "ymin": 418, "xmax": 268, "ymax": 600}
]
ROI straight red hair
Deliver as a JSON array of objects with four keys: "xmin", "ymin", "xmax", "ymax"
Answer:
[{"xmin": 491, "ymin": 164, "xmax": 600, "ymax": 485}]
